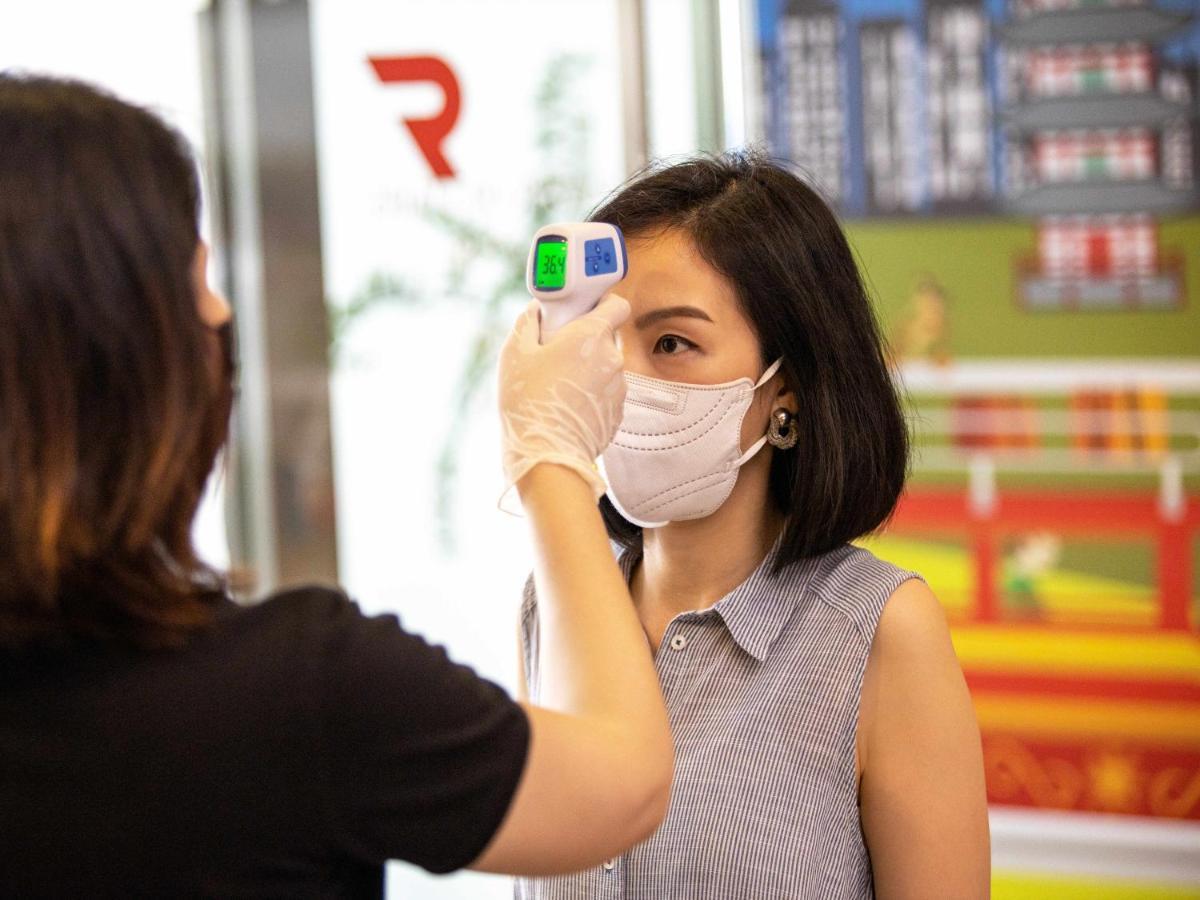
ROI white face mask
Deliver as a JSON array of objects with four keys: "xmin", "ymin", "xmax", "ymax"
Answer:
[{"xmin": 600, "ymin": 358, "xmax": 784, "ymax": 528}]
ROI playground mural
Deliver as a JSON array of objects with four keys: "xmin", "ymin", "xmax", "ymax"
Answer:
[{"xmin": 759, "ymin": 0, "xmax": 1200, "ymax": 822}]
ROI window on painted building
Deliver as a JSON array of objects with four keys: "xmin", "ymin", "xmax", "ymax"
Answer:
[
  {"xmin": 1037, "ymin": 215, "xmax": 1158, "ymax": 279},
  {"xmin": 1033, "ymin": 129, "xmax": 1157, "ymax": 183},
  {"xmin": 1026, "ymin": 44, "xmax": 1153, "ymax": 99}
]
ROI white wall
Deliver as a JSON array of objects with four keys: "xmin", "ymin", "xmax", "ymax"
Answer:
[{"xmin": 308, "ymin": 2, "xmax": 627, "ymax": 895}]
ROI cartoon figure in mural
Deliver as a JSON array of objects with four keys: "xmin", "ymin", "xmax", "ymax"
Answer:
[
  {"xmin": 1002, "ymin": 531, "xmax": 1062, "ymax": 619},
  {"xmin": 887, "ymin": 275, "xmax": 953, "ymax": 368}
]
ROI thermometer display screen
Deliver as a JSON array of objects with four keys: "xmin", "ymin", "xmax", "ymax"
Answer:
[{"xmin": 535, "ymin": 238, "xmax": 567, "ymax": 290}]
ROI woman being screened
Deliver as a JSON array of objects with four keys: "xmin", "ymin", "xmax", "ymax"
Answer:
[{"xmin": 517, "ymin": 154, "xmax": 990, "ymax": 900}]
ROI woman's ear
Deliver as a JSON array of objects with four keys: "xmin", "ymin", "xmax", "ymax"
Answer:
[
  {"xmin": 195, "ymin": 241, "xmax": 233, "ymax": 327},
  {"xmin": 772, "ymin": 373, "xmax": 799, "ymax": 416}
]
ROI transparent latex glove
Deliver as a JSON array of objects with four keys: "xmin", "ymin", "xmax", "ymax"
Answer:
[{"xmin": 498, "ymin": 294, "xmax": 630, "ymax": 503}]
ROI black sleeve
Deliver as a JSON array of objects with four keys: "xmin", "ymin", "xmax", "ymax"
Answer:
[{"xmin": 314, "ymin": 591, "xmax": 530, "ymax": 874}]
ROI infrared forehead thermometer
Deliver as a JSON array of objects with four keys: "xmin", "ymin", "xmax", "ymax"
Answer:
[{"xmin": 527, "ymin": 222, "xmax": 628, "ymax": 342}]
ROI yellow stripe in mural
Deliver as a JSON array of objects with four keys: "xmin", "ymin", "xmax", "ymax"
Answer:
[
  {"xmin": 993, "ymin": 872, "xmax": 1200, "ymax": 900},
  {"xmin": 973, "ymin": 695, "xmax": 1200, "ymax": 746},
  {"xmin": 951, "ymin": 627, "xmax": 1200, "ymax": 681}
]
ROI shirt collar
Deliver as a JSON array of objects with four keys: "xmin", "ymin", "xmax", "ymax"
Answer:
[{"xmin": 617, "ymin": 536, "xmax": 820, "ymax": 662}]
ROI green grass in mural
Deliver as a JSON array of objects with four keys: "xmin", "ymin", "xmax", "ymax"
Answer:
[
  {"xmin": 859, "ymin": 534, "xmax": 1162, "ymax": 624},
  {"xmin": 846, "ymin": 215, "xmax": 1200, "ymax": 359},
  {"xmin": 1056, "ymin": 540, "xmax": 1152, "ymax": 587}
]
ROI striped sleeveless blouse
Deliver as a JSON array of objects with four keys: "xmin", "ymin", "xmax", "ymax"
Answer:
[{"xmin": 516, "ymin": 541, "xmax": 918, "ymax": 900}]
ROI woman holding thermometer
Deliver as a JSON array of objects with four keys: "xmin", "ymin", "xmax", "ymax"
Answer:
[
  {"xmin": 516, "ymin": 154, "xmax": 990, "ymax": 900},
  {"xmin": 0, "ymin": 74, "xmax": 671, "ymax": 897}
]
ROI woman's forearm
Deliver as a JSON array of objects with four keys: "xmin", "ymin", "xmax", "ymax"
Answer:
[
  {"xmin": 464, "ymin": 463, "xmax": 673, "ymax": 874},
  {"xmin": 518, "ymin": 464, "xmax": 671, "ymax": 758}
]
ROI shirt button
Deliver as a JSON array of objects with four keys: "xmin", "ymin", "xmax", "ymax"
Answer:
[
  {"xmin": 669, "ymin": 634, "xmax": 688, "ymax": 651},
  {"xmin": 602, "ymin": 859, "xmax": 616, "ymax": 871}
]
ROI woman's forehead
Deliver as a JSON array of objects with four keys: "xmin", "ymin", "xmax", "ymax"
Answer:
[{"xmin": 621, "ymin": 229, "xmax": 740, "ymax": 320}]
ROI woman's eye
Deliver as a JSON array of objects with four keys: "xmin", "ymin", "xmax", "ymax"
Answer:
[{"xmin": 654, "ymin": 335, "xmax": 695, "ymax": 355}]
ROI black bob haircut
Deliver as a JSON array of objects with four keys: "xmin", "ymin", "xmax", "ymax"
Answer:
[{"xmin": 589, "ymin": 151, "xmax": 909, "ymax": 569}]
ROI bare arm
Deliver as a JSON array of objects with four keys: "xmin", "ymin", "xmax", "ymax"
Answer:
[
  {"xmin": 858, "ymin": 579, "xmax": 990, "ymax": 899},
  {"xmin": 469, "ymin": 465, "xmax": 672, "ymax": 875}
]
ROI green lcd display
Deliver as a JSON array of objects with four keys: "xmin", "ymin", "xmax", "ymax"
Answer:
[{"xmin": 535, "ymin": 239, "xmax": 568, "ymax": 290}]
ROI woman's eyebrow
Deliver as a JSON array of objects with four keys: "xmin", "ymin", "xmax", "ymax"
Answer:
[{"xmin": 633, "ymin": 305, "xmax": 714, "ymax": 329}]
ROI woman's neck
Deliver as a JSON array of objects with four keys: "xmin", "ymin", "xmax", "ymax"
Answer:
[{"xmin": 632, "ymin": 455, "xmax": 783, "ymax": 625}]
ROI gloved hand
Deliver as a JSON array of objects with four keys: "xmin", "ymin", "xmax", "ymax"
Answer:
[{"xmin": 498, "ymin": 294, "xmax": 630, "ymax": 501}]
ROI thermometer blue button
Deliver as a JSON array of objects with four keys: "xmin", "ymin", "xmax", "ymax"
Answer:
[{"xmin": 583, "ymin": 238, "xmax": 619, "ymax": 276}]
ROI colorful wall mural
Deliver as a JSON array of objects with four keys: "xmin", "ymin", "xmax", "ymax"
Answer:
[{"xmin": 758, "ymin": 0, "xmax": 1200, "ymax": 840}]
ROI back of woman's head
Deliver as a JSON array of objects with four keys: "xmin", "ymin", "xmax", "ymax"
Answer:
[
  {"xmin": 591, "ymin": 152, "xmax": 908, "ymax": 565},
  {"xmin": 0, "ymin": 74, "xmax": 229, "ymax": 648}
]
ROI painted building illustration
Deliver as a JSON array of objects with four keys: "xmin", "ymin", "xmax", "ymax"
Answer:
[
  {"xmin": 760, "ymin": 0, "xmax": 1200, "ymax": 827},
  {"xmin": 1004, "ymin": 0, "xmax": 1197, "ymax": 308},
  {"xmin": 764, "ymin": 0, "xmax": 1199, "ymax": 275}
]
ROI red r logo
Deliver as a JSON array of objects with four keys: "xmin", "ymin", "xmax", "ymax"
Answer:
[{"xmin": 368, "ymin": 55, "xmax": 461, "ymax": 179}]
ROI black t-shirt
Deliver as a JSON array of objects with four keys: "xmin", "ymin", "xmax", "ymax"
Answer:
[{"xmin": 0, "ymin": 587, "xmax": 530, "ymax": 898}]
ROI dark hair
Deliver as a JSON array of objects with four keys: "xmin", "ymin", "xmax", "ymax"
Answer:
[
  {"xmin": 591, "ymin": 152, "xmax": 908, "ymax": 567},
  {"xmin": 0, "ymin": 75, "xmax": 231, "ymax": 648}
]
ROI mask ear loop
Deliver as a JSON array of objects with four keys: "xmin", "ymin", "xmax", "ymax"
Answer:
[
  {"xmin": 731, "ymin": 358, "xmax": 786, "ymax": 468},
  {"xmin": 753, "ymin": 357, "xmax": 784, "ymax": 389}
]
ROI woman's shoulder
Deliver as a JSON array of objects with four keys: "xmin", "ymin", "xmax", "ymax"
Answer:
[
  {"xmin": 799, "ymin": 543, "xmax": 924, "ymax": 647},
  {"xmin": 220, "ymin": 584, "xmax": 358, "ymax": 639},
  {"xmin": 224, "ymin": 586, "xmax": 506, "ymax": 705},
  {"xmin": 809, "ymin": 543, "xmax": 920, "ymax": 587},
  {"xmin": 217, "ymin": 585, "xmax": 423, "ymax": 669}
]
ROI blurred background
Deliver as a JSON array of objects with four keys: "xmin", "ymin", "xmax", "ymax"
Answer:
[{"xmin": 3, "ymin": 0, "xmax": 1198, "ymax": 896}]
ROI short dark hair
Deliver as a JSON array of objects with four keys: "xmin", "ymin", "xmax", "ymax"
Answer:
[
  {"xmin": 0, "ymin": 75, "xmax": 231, "ymax": 648},
  {"xmin": 590, "ymin": 152, "xmax": 908, "ymax": 567}
]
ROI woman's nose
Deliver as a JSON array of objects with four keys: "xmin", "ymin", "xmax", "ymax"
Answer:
[{"xmin": 199, "ymin": 285, "xmax": 233, "ymax": 328}]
